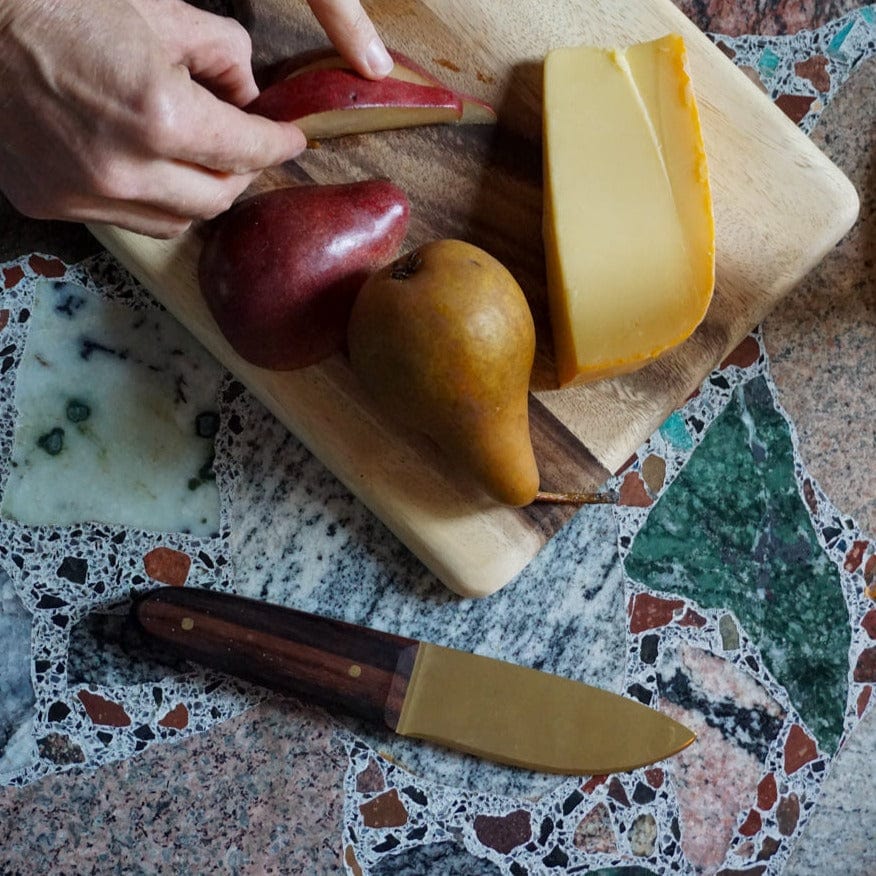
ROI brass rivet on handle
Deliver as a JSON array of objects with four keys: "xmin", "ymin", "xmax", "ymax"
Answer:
[
  {"xmin": 348, "ymin": 664, "xmax": 362, "ymax": 678},
  {"xmin": 181, "ymin": 617, "xmax": 194, "ymax": 631}
]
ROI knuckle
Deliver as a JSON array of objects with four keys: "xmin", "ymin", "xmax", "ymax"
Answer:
[
  {"xmin": 136, "ymin": 82, "xmax": 182, "ymax": 153},
  {"xmin": 225, "ymin": 21, "xmax": 253, "ymax": 57},
  {"xmin": 87, "ymin": 158, "xmax": 135, "ymax": 201}
]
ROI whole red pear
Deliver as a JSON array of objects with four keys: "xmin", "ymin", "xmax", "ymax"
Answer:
[{"xmin": 198, "ymin": 181, "xmax": 409, "ymax": 370}]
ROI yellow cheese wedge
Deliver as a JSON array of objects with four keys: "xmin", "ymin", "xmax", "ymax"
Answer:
[{"xmin": 542, "ymin": 34, "xmax": 715, "ymax": 386}]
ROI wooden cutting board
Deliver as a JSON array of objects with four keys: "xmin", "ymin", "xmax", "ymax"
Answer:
[{"xmin": 89, "ymin": 0, "xmax": 859, "ymax": 598}]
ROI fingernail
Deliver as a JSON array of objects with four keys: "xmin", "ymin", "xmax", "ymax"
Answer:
[{"xmin": 365, "ymin": 37, "xmax": 394, "ymax": 77}]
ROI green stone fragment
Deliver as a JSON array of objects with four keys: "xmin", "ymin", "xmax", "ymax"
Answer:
[
  {"xmin": 37, "ymin": 427, "xmax": 65, "ymax": 456},
  {"xmin": 719, "ymin": 614, "xmax": 740, "ymax": 650},
  {"xmin": 626, "ymin": 377, "xmax": 850, "ymax": 753},
  {"xmin": 198, "ymin": 451, "xmax": 216, "ymax": 482},
  {"xmin": 65, "ymin": 399, "xmax": 91, "ymax": 423},
  {"xmin": 195, "ymin": 411, "xmax": 220, "ymax": 439}
]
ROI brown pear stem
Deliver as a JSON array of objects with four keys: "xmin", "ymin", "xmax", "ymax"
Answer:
[
  {"xmin": 390, "ymin": 250, "xmax": 423, "ymax": 280},
  {"xmin": 533, "ymin": 489, "xmax": 619, "ymax": 506}
]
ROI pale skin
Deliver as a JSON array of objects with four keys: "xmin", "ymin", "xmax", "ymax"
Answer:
[{"xmin": 0, "ymin": 0, "xmax": 393, "ymax": 238}]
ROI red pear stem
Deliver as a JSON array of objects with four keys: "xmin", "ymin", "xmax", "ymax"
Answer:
[{"xmin": 533, "ymin": 489, "xmax": 619, "ymax": 506}]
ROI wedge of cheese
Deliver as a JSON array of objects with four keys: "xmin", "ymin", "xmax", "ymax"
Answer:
[{"xmin": 542, "ymin": 34, "xmax": 715, "ymax": 386}]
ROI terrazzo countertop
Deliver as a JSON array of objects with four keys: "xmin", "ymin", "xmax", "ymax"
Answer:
[{"xmin": 0, "ymin": 2, "xmax": 873, "ymax": 874}]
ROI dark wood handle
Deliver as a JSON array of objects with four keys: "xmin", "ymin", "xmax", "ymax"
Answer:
[{"xmin": 133, "ymin": 588, "xmax": 419, "ymax": 729}]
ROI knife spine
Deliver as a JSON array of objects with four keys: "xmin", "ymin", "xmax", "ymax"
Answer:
[{"xmin": 132, "ymin": 587, "xmax": 419, "ymax": 729}]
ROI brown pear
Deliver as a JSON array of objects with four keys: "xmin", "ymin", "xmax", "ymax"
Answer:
[{"xmin": 347, "ymin": 239, "xmax": 539, "ymax": 506}]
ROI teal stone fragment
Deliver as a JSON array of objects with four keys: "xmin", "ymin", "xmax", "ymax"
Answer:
[
  {"xmin": 626, "ymin": 376, "xmax": 850, "ymax": 753},
  {"xmin": 827, "ymin": 19, "xmax": 856, "ymax": 57},
  {"xmin": 757, "ymin": 46, "xmax": 781, "ymax": 76},
  {"xmin": 861, "ymin": 7, "xmax": 874, "ymax": 26},
  {"xmin": 659, "ymin": 411, "xmax": 694, "ymax": 451}
]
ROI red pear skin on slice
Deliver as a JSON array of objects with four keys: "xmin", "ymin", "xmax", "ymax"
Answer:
[
  {"xmin": 247, "ymin": 68, "xmax": 463, "ymax": 138},
  {"xmin": 260, "ymin": 48, "xmax": 497, "ymax": 128},
  {"xmin": 384, "ymin": 50, "xmax": 497, "ymax": 125}
]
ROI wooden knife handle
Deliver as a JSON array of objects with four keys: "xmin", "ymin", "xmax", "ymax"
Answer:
[{"xmin": 133, "ymin": 587, "xmax": 419, "ymax": 729}]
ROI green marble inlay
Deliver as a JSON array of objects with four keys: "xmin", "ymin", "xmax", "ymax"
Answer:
[{"xmin": 626, "ymin": 377, "xmax": 849, "ymax": 753}]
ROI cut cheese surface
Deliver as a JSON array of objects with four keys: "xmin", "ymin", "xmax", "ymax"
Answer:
[{"xmin": 542, "ymin": 34, "xmax": 715, "ymax": 386}]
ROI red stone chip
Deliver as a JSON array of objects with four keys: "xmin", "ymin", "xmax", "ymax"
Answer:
[
  {"xmin": 3, "ymin": 265, "xmax": 25, "ymax": 288},
  {"xmin": 28, "ymin": 255, "xmax": 66, "ymax": 277},
  {"xmin": 853, "ymin": 647, "xmax": 876, "ymax": 683},
  {"xmin": 738, "ymin": 808, "xmax": 762, "ymax": 837},
  {"xmin": 644, "ymin": 767, "xmax": 665, "ymax": 788},
  {"xmin": 618, "ymin": 471, "xmax": 652, "ymax": 508},
  {"xmin": 158, "ymin": 703, "xmax": 189, "ymax": 730},
  {"xmin": 757, "ymin": 773, "xmax": 778, "ymax": 811},
  {"xmin": 359, "ymin": 789, "xmax": 408, "ymax": 829},
  {"xmin": 783, "ymin": 724, "xmax": 818, "ymax": 774},
  {"xmin": 721, "ymin": 335, "xmax": 760, "ymax": 370},
  {"xmin": 629, "ymin": 593, "xmax": 685, "ymax": 634},
  {"xmin": 473, "ymin": 809, "xmax": 531, "ymax": 854},
  {"xmin": 77, "ymin": 690, "xmax": 131, "ymax": 727},
  {"xmin": 795, "ymin": 56, "xmax": 830, "ymax": 92},
  {"xmin": 775, "ymin": 93, "xmax": 816, "ymax": 125},
  {"xmin": 143, "ymin": 547, "xmax": 192, "ymax": 587}
]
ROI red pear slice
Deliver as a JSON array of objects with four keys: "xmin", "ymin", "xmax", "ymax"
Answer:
[
  {"xmin": 247, "ymin": 68, "xmax": 463, "ymax": 138},
  {"xmin": 385, "ymin": 50, "xmax": 497, "ymax": 125},
  {"xmin": 262, "ymin": 48, "xmax": 497, "ymax": 129}
]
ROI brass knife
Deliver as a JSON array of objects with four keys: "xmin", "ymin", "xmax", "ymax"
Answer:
[{"xmin": 133, "ymin": 587, "xmax": 695, "ymax": 774}]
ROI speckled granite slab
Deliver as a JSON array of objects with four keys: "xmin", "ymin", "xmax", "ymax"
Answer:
[{"xmin": 0, "ymin": 6, "xmax": 873, "ymax": 875}]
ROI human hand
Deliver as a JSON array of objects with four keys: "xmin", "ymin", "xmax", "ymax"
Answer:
[{"xmin": 0, "ymin": 0, "xmax": 388, "ymax": 238}]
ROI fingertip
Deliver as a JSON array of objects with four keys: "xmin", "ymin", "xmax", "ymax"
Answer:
[
  {"xmin": 238, "ymin": 114, "xmax": 306, "ymax": 169},
  {"xmin": 306, "ymin": 0, "xmax": 392, "ymax": 79},
  {"xmin": 282, "ymin": 122, "xmax": 308, "ymax": 160},
  {"xmin": 364, "ymin": 37, "xmax": 394, "ymax": 79}
]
